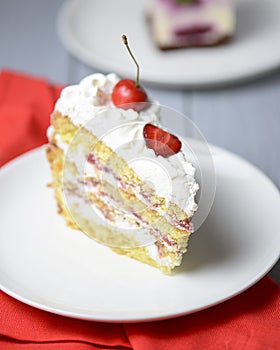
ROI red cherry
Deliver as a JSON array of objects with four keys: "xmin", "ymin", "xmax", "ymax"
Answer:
[
  {"xmin": 112, "ymin": 35, "xmax": 148, "ymax": 112},
  {"xmin": 143, "ymin": 123, "xmax": 182, "ymax": 158},
  {"xmin": 112, "ymin": 79, "xmax": 148, "ymax": 112}
]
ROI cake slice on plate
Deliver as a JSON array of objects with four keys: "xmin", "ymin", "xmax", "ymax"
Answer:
[{"xmin": 46, "ymin": 37, "xmax": 199, "ymax": 273}]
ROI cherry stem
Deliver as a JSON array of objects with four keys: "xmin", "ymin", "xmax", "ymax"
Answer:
[{"xmin": 122, "ymin": 35, "xmax": 140, "ymax": 88}]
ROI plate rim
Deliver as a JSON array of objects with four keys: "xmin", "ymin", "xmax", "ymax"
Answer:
[{"xmin": 0, "ymin": 146, "xmax": 279, "ymax": 322}]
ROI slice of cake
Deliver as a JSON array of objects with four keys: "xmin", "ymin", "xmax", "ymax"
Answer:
[
  {"xmin": 46, "ymin": 72, "xmax": 199, "ymax": 273},
  {"xmin": 46, "ymin": 35, "xmax": 199, "ymax": 273},
  {"xmin": 147, "ymin": 0, "xmax": 235, "ymax": 50}
]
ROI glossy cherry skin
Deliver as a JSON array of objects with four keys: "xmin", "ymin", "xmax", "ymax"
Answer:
[{"xmin": 112, "ymin": 79, "xmax": 148, "ymax": 112}]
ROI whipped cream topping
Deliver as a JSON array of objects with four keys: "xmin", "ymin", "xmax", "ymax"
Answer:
[
  {"xmin": 55, "ymin": 73, "xmax": 119, "ymax": 125},
  {"xmin": 51, "ymin": 73, "xmax": 199, "ymax": 216},
  {"xmin": 54, "ymin": 73, "xmax": 160, "ymax": 126}
]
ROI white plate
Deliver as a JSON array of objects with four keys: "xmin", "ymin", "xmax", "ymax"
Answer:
[
  {"xmin": 0, "ymin": 146, "xmax": 279, "ymax": 322},
  {"xmin": 57, "ymin": 0, "xmax": 280, "ymax": 87}
]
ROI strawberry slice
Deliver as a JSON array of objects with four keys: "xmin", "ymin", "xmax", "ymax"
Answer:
[{"xmin": 143, "ymin": 123, "xmax": 182, "ymax": 158}]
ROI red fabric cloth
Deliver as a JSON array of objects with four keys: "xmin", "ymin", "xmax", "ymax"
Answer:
[
  {"xmin": 0, "ymin": 70, "xmax": 279, "ymax": 350},
  {"xmin": 0, "ymin": 70, "xmax": 63, "ymax": 166}
]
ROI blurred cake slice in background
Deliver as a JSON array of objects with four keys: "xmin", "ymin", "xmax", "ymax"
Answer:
[{"xmin": 147, "ymin": 0, "xmax": 235, "ymax": 50}]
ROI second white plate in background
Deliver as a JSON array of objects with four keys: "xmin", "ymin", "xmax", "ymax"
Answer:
[{"xmin": 57, "ymin": 0, "xmax": 280, "ymax": 87}]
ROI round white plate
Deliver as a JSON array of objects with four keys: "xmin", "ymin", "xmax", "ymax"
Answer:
[
  {"xmin": 0, "ymin": 146, "xmax": 279, "ymax": 322},
  {"xmin": 57, "ymin": 0, "xmax": 280, "ymax": 87}
]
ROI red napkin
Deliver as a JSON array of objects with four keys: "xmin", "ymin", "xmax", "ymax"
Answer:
[
  {"xmin": 0, "ymin": 70, "xmax": 63, "ymax": 166},
  {"xmin": 0, "ymin": 70, "xmax": 279, "ymax": 350}
]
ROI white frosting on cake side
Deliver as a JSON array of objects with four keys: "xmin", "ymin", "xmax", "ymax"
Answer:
[
  {"xmin": 99, "ymin": 122, "xmax": 199, "ymax": 217},
  {"xmin": 50, "ymin": 73, "xmax": 199, "ymax": 217}
]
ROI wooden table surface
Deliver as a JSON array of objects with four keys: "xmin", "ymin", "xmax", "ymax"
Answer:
[{"xmin": 0, "ymin": 0, "xmax": 279, "ymax": 284}]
